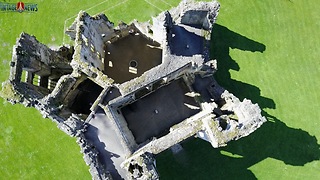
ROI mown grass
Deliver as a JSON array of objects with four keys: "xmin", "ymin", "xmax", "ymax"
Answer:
[
  {"xmin": 157, "ymin": 0, "xmax": 320, "ymax": 179},
  {"xmin": 0, "ymin": 0, "xmax": 180, "ymax": 179},
  {"xmin": 0, "ymin": 0, "xmax": 319, "ymax": 179},
  {"xmin": 0, "ymin": 1, "xmax": 110, "ymax": 178}
]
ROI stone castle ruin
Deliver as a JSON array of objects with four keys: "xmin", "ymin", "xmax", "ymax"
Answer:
[{"xmin": 1, "ymin": 1, "xmax": 266, "ymax": 179}]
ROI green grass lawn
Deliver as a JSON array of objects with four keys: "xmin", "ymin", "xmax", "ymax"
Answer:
[
  {"xmin": 157, "ymin": 0, "xmax": 320, "ymax": 179},
  {"xmin": 0, "ymin": 0, "xmax": 319, "ymax": 179}
]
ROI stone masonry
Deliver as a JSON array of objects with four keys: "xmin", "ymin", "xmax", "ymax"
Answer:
[{"xmin": 1, "ymin": 1, "xmax": 266, "ymax": 179}]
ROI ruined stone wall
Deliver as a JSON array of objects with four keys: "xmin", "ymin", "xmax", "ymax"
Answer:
[
  {"xmin": 6, "ymin": 33, "xmax": 73, "ymax": 105},
  {"xmin": 2, "ymin": 30, "xmax": 114, "ymax": 179},
  {"xmin": 0, "ymin": 1, "xmax": 269, "ymax": 179},
  {"xmin": 9, "ymin": 47, "xmax": 23, "ymax": 82},
  {"xmin": 42, "ymin": 74, "xmax": 78, "ymax": 106},
  {"xmin": 12, "ymin": 33, "xmax": 70, "ymax": 77},
  {"xmin": 74, "ymin": 12, "xmax": 105, "ymax": 71},
  {"xmin": 102, "ymin": 105, "xmax": 137, "ymax": 153},
  {"xmin": 71, "ymin": 12, "xmax": 117, "ymax": 73},
  {"xmin": 31, "ymin": 98, "xmax": 113, "ymax": 179},
  {"xmin": 170, "ymin": 0, "xmax": 220, "ymax": 30},
  {"xmin": 54, "ymin": 115, "xmax": 112, "ymax": 179},
  {"xmin": 152, "ymin": 11, "xmax": 173, "ymax": 47},
  {"xmin": 197, "ymin": 78, "xmax": 266, "ymax": 148},
  {"xmin": 71, "ymin": 12, "xmax": 114, "ymax": 88},
  {"xmin": 118, "ymin": 55, "xmax": 204, "ymax": 96},
  {"xmin": 89, "ymin": 14, "xmax": 114, "ymax": 42}
]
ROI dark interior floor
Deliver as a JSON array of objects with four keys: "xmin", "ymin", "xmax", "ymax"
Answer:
[
  {"xmin": 191, "ymin": 75, "xmax": 214, "ymax": 102},
  {"xmin": 121, "ymin": 78, "xmax": 201, "ymax": 144},
  {"xmin": 104, "ymin": 33, "xmax": 162, "ymax": 83},
  {"xmin": 103, "ymin": 87, "xmax": 121, "ymax": 105},
  {"xmin": 170, "ymin": 25, "xmax": 204, "ymax": 56},
  {"xmin": 70, "ymin": 79, "xmax": 103, "ymax": 115}
]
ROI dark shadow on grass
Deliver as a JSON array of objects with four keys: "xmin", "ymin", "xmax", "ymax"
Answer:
[
  {"xmin": 211, "ymin": 24, "xmax": 274, "ymax": 109},
  {"xmin": 156, "ymin": 24, "xmax": 320, "ymax": 179}
]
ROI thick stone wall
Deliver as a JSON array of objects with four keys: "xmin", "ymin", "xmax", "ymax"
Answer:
[{"xmin": 0, "ymin": 1, "xmax": 268, "ymax": 180}]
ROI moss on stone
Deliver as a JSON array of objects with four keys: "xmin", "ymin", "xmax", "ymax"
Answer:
[{"xmin": 0, "ymin": 81, "xmax": 22, "ymax": 102}]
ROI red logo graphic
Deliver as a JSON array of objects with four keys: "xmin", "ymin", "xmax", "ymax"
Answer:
[{"xmin": 16, "ymin": 1, "xmax": 25, "ymax": 12}]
